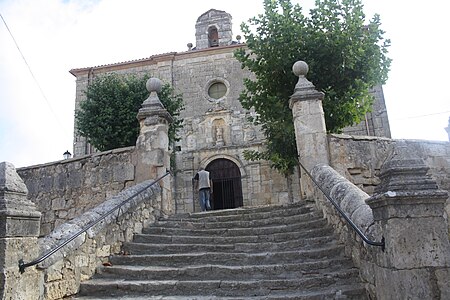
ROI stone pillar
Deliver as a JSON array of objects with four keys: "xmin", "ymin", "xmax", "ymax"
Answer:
[
  {"xmin": 135, "ymin": 78, "xmax": 173, "ymax": 215},
  {"xmin": 289, "ymin": 61, "xmax": 329, "ymax": 200},
  {"xmin": 366, "ymin": 142, "xmax": 450, "ymax": 299},
  {"xmin": 0, "ymin": 162, "xmax": 42, "ymax": 299}
]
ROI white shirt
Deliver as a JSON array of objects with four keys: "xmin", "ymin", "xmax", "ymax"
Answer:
[{"xmin": 196, "ymin": 170, "xmax": 211, "ymax": 190}]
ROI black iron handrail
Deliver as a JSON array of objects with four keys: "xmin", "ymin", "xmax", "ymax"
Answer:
[
  {"xmin": 19, "ymin": 171, "xmax": 171, "ymax": 273},
  {"xmin": 298, "ymin": 161, "xmax": 385, "ymax": 251}
]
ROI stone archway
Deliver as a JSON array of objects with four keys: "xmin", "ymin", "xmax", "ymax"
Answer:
[{"xmin": 205, "ymin": 158, "xmax": 243, "ymax": 210}]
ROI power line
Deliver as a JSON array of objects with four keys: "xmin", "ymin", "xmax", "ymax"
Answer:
[
  {"xmin": 1, "ymin": 12, "xmax": 69, "ymax": 136},
  {"xmin": 393, "ymin": 110, "xmax": 450, "ymax": 121}
]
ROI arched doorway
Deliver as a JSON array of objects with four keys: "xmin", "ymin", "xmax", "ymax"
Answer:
[{"xmin": 206, "ymin": 158, "xmax": 243, "ymax": 210}]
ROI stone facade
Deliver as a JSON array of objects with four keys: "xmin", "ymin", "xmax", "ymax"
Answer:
[{"xmin": 69, "ymin": 9, "xmax": 391, "ymax": 214}]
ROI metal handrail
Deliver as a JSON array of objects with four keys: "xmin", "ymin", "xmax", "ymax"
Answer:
[
  {"xmin": 19, "ymin": 171, "xmax": 171, "ymax": 273},
  {"xmin": 298, "ymin": 161, "xmax": 385, "ymax": 251}
]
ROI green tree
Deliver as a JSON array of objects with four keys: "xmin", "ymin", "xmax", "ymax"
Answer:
[
  {"xmin": 75, "ymin": 73, "xmax": 184, "ymax": 152},
  {"xmin": 234, "ymin": 0, "xmax": 391, "ymax": 176}
]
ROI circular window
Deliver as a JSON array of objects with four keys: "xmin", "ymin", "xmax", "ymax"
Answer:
[{"xmin": 208, "ymin": 82, "xmax": 227, "ymax": 99}]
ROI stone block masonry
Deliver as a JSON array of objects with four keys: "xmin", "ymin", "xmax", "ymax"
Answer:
[
  {"xmin": 328, "ymin": 134, "xmax": 450, "ymax": 234},
  {"xmin": 18, "ymin": 147, "xmax": 136, "ymax": 236},
  {"xmin": 290, "ymin": 60, "xmax": 450, "ymax": 299},
  {"xmin": 37, "ymin": 179, "xmax": 162, "ymax": 300}
]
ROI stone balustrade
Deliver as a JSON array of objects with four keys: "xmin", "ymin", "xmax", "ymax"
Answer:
[{"xmin": 290, "ymin": 60, "xmax": 450, "ymax": 299}]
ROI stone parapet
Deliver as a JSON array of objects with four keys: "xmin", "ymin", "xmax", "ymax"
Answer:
[
  {"xmin": 310, "ymin": 164, "xmax": 374, "ymax": 235},
  {"xmin": 36, "ymin": 179, "xmax": 161, "ymax": 299},
  {"xmin": 0, "ymin": 162, "xmax": 42, "ymax": 300},
  {"xmin": 367, "ymin": 142, "xmax": 450, "ymax": 299},
  {"xmin": 17, "ymin": 147, "xmax": 136, "ymax": 236}
]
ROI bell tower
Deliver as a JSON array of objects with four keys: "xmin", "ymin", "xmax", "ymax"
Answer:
[{"xmin": 195, "ymin": 9, "xmax": 233, "ymax": 50}]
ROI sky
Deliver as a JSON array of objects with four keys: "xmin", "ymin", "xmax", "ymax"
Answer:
[{"xmin": 1, "ymin": 0, "xmax": 449, "ymax": 168}]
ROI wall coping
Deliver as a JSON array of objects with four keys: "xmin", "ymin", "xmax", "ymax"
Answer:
[{"xmin": 17, "ymin": 146, "xmax": 135, "ymax": 171}]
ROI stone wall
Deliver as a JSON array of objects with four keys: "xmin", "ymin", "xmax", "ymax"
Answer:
[
  {"xmin": 328, "ymin": 134, "xmax": 450, "ymax": 197},
  {"xmin": 17, "ymin": 147, "xmax": 136, "ymax": 236},
  {"xmin": 328, "ymin": 134, "xmax": 450, "ymax": 272},
  {"xmin": 38, "ymin": 178, "xmax": 162, "ymax": 299}
]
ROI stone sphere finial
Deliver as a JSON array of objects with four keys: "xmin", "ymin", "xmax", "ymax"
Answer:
[
  {"xmin": 292, "ymin": 61, "xmax": 309, "ymax": 77},
  {"xmin": 146, "ymin": 77, "xmax": 162, "ymax": 93}
]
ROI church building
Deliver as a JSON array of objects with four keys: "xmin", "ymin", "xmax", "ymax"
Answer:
[{"xmin": 69, "ymin": 9, "xmax": 391, "ymax": 213}]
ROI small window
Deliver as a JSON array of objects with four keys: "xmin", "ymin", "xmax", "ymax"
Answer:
[
  {"xmin": 208, "ymin": 82, "xmax": 227, "ymax": 99},
  {"xmin": 208, "ymin": 27, "xmax": 219, "ymax": 47}
]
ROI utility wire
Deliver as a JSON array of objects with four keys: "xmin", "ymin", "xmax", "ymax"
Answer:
[
  {"xmin": 394, "ymin": 110, "xmax": 450, "ymax": 121},
  {"xmin": 1, "ymin": 12, "xmax": 69, "ymax": 136}
]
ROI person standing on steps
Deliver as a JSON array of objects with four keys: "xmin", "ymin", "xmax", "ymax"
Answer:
[{"xmin": 193, "ymin": 167, "xmax": 212, "ymax": 212}]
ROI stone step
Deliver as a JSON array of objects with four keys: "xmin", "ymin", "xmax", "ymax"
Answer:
[
  {"xmin": 133, "ymin": 229, "xmax": 334, "ymax": 246},
  {"xmin": 74, "ymin": 201, "xmax": 368, "ymax": 299},
  {"xmin": 74, "ymin": 282, "xmax": 367, "ymax": 299},
  {"xmin": 96, "ymin": 257, "xmax": 354, "ymax": 281},
  {"xmin": 109, "ymin": 245, "xmax": 346, "ymax": 267},
  {"xmin": 78, "ymin": 275, "xmax": 364, "ymax": 298},
  {"xmin": 124, "ymin": 235, "xmax": 337, "ymax": 255},
  {"xmin": 154, "ymin": 209, "xmax": 319, "ymax": 229},
  {"xmin": 165, "ymin": 203, "xmax": 314, "ymax": 223},
  {"xmin": 75, "ymin": 283, "xmax": 367, "ymax": 299},
  {"xmin": 142, "ymin": 217, "xmax": 330, "ymax": 237}
]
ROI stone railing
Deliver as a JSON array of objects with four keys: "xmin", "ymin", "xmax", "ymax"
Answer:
[
  {"xmin": 1, "ymin": 161, "xmax": 165, "ymax": 300},
  {"xmin": 35, "ymin": 178, "xmax": 163, "ymax": 300},
  {"xmin": 303, "ymin": 162, "xmax": 381, "ymax": 296},
  {"xmin": 289, "ymin": 60, "xmax": 450, "ymax": 299}
]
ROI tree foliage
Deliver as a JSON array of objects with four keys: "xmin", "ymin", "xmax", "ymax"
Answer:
[
  {"xmin": 234, "ymin": 0, "xmax": 391, "ymax": 175},
  {"xmin": 75, "ymin": 73, "xmax": 184, "ymax": 152}
]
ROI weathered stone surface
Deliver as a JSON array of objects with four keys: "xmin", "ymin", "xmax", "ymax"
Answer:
[
  {"xmin": 28, "ymin": 179, "xmax": 163, "ymax": 299},
  {"xmin": 195, "ymin": 9, "xmax": 233, "ymax": 50},
  {"xmin": 374, "ymin": 267, "xmax": 437, "ymax": 300},
  {"xmin": 0, "ymin": 163, "xmax": 43, "ymax": 300},
  {"xmin": 0, "ymin": 163, "xmax": 41, "ymax": 238},
  {"xmin": 0, "ymin": 162, "xmax": 28, "ymax": 195},
  {"xmin": 310, "ymin": 164, "xmax": 373, "ymax": 235},
  {"xmin": 366, "ymin": 143, "xmax": 450, "ymax": 298},
  {"xmin": 436, "ymin": 268, "xmax": 450, "ymax": 299},
  {"xmin": 76, "ymin": 202, "xmax": 368, "ymax": 299},
  {"xmin": 18, "ymin": 147, "xmax": 136, "ymax": 235},
  {"xmin": 376, "ymin": 217, "xmax": 450, "ymax": 269},
  {"xmin": 328, "ymin": 135, "xmax": 450, "ymax": 235}
]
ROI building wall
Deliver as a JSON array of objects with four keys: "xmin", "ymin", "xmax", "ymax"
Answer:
[
  {"xmin": 69, "ymin": 9, "xmax": 392, "ymax": 213},
  {"xmin": 342, "ymin": 85, "xmax": 391, "ymax": 138},
  {"xmin": 69, "ymin": 44, "xmax": 392, "ymax": 213}
]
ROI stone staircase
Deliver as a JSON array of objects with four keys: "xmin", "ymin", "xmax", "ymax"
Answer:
[{"xmin": 74, "ymin": 202, "xmax": 368, "ymax": 299}]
